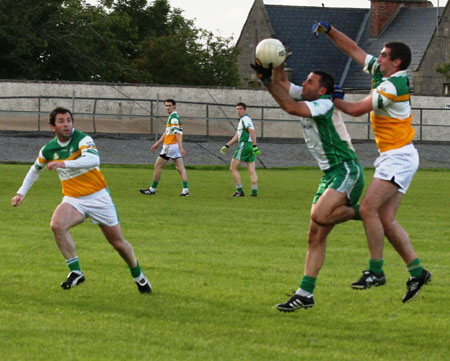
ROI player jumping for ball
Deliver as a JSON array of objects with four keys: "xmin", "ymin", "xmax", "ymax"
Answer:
[{"xmin": 251, "ymin": 55, "xmax": 364, "ymax": 312}]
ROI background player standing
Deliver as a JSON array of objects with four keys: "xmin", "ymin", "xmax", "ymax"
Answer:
[
  {"xmin": 220, "ymin": 102, "xmax": 261, "ymax": 197},
  {"xmin": 140, "ymin": 98, "xmax": 189, "ymax": 196}
]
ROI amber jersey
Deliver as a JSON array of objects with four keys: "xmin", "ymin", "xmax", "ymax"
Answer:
[
  {"xmin": 163, "ymin": 111, "xmax": 183, "ymax": 145},
  {"xmin": 34, "ymin": 129, "xmax": 107, "ymax": 197},
  {"xmin": 364, "ymin": 55, "xmax": 415, "ymax": 152}
]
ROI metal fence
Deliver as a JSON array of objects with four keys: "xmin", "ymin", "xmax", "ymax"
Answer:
[{"xmin": 0, "ymin": 95, "xmax": 449, "ymax": 142}]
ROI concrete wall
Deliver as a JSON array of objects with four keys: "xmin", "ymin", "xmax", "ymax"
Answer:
[{"xmin": 0, "ymin": 80, "xmax": 449, "ymax": 141}]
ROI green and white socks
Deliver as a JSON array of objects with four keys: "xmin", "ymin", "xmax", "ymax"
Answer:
[{"xmin": 296, "ymin": 275, "xmax": 316, "ymax": 296}]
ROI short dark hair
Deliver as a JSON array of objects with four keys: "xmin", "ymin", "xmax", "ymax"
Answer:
[
  {"xmin": 165, "ymin": 98, "xmax": 176, "ymax": 105},
  {"xmin": 312, "ymin": 70, "xmax": 335, "ymax": 95},
  {"xmin": 49, "ymin": 107, "xmax": 73, "ymax": 126},
  {"xmin": 385, "ymin": 42, "xmax": 411, "ymax": 70},
  {"xmin": 236, "ymin": 102, "xmax": 247, "ymax": 109}
]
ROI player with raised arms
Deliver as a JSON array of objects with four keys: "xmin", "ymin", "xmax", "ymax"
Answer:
[{"xmin": 251, "ymin": 46, "xmax": 364, "ymax": 312}]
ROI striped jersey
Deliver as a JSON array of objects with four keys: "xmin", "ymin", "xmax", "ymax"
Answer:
[
  {"xmin": 364, "ymin": 54, "xmax": 414, "ymax": 152},
  {"xmin": 34, "ymin": 129, "xmax": 107, "ymax": 197},
  {"xmin": 237, "ymin": 114, "xmax": 254, "ymax": 143},
  {"xmin": 289, "ymin": 84, "xmax": 359, "ymax": 171},
  {"xmin": 164, "ymin": 111, "xmax": 183, "ymax": 145}
]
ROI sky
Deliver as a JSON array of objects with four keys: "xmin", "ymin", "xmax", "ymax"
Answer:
[{"xmin": 165, "ymin": 0, "xmax": 447, "ymax": 41}]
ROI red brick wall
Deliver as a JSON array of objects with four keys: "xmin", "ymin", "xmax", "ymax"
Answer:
[{"xmin": 370, "ymin": 0, "xmax": 432, "ymax": 37}]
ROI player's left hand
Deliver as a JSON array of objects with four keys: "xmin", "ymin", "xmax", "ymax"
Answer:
[
  {"xmin": 331, "ymin": 85, "xmax": 345, "ymax": 100},
  {"xmin": 250, "ymin": 59, "xmax": 273, "ymax": 86},
  {"xmin": 220, "ymin": 145, "xmax": 229, "ymax": 154},
  {"xmin": 253, "ymin": 145, "xmax": 261, "ymax": 156},
  {"xmin": 312, "ymin": 21, "xmax": 331, "ymax": 38},
  {"xmin": 47, "ymin": 161, "xmax": 65, "ymax": 170}
]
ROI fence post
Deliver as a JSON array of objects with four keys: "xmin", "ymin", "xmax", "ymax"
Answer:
[
  {"xmin": 38, "ymin": 96, "xmax": 41, "ymax": 132},
  {"xmin": 156, "ymin": 94, "xmax": 159, "ymax": 141},
  {"xmin": 261, "ymin": 107, "xmax": 264, "ymax": 139},
  {"xmin": 420, "ymin": 109, "xmax": 423, "ymax": 142},
  {"xmin": 150, "ymin": 100, "xmax": 153, "ymax": 135},
  {"xmin": 206, "ymin": 104, "xmax": 209, "ymax": 137},
  {"xmin": 367, "ymin": 113, "xmax": 370, "ymax": 140},
  {"xmin": 72, "ymin": 91, "xmax": 75, "ymax": 114},
  {"xmin": 93, "ymin": 99, "xmax": 97, "ymax": 133}
]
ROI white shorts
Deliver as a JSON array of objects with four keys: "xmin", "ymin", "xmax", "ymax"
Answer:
[
  {"xmin": 62, "ymin": 188, "xmax": 119, "ymax": 226},
  {"xmin": 373, "ymin": 143, "xmax": 419, "ymax": 194},
  {"xmin": 160, "ymin": 143, "xmax": 181, "ymax": 159}
]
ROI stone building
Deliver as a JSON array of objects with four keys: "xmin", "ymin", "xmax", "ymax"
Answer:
[{"xmin": 236, "ymin": 0, "xmax": 449, "ymax": 96}]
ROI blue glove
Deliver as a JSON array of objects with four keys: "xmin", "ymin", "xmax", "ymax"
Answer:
[
  {"xmin": 252, "ymin": 145, "xmax": 261, "ymax": 156},
  {"xmin": 250, "ymin": 59, "xmax": 273, "ymax": 86},
  {"xmin": 331, "ymin": 85, "xmax": 345, "ymax": 101},
  {"xmin": 312, "ymin": 21, "xmax": 331, "ymax": 38}
]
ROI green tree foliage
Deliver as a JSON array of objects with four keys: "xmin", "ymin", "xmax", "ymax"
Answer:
[
  {"xmin": 436, "ymin": 63, "xmax": 450, "ymax": 81},
  {"xmin": 0, "ymin": 0, "xmax": 240, "ymax": 86}
]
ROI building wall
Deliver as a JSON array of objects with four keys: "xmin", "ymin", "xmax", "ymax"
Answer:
[
  {"xmin": 413, "ymin": 2, "xmax": 450, "ymax": 95},
  {"xmin": 0, "ymin": 80, "xmax": 449, "ymax": 141},
  {"xmin": 235, "ymin": 0, "xmax": 275, "ymax": 88}
]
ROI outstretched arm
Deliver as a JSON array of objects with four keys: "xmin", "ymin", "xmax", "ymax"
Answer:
[
  {"xmin": 333, "ymin": 95, "xmax": 373, "ymax": 117},
  {"xmin": 313, "ymin": 21, "xmax": 367, "ymax": 67},
  {"xmin": 266, "ymin": 82, "xmax": 312, "ymax": 118},
  {"xmin": 11, "ymin": 165, "xmax": 42, "ymax": 206}
]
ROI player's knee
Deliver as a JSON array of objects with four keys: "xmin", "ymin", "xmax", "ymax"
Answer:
[{"xmin": 311, "ymin": 212, "xmax": 332, "ymax": 227}]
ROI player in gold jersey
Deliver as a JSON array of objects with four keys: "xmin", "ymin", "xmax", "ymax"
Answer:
[
  {"xmin": 11, "ymin": 107, "xmax": 152, "ymax": 293},
  {"xmin": 313, "ymin": 21, "xmax": 431, "ymax": 303}
]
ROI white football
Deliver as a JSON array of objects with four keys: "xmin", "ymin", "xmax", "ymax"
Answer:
[{"xmin": 255, "ymin": 38, "xmax": 287, "ymax": 68}]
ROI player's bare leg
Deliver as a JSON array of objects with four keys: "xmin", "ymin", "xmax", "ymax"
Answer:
[
  {"xmin": 100, "ymin": 224, "xmax": 152, "ymax": 294},
  {"xmin": 50, "ymin": 202, "xmax": 85, "ymax": 289}
]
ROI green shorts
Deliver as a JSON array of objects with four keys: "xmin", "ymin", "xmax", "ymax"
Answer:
[
  {"xmin": 313, "ymin": 160, "xmax": 364, "ymax": 205},
  {"xmin": 233, "ymin": 142, "xmax": 256, "ymax": 163}
]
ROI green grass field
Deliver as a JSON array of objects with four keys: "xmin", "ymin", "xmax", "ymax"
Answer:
[{"xmin": 1, "ymin": 164, "xmax": 449, "ymax": 361}]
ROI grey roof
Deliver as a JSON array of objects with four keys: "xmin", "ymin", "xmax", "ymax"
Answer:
[{"xmin": 265, "ymin": 5, "xmax": 442, "ymax": 90}]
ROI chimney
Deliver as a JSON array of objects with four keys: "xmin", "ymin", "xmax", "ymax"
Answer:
[{"xmin": 370, "ymin": 0, "xmax": 433, "ymax": 38}]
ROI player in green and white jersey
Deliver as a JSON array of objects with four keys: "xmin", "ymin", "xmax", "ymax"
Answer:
[
  {"xmin": 251, "ymin": 60, "xmax": 364, "ymax": 312},
  {"xmin": 220, "ymin": 102, "xmax": 261, "ymax": 197}
]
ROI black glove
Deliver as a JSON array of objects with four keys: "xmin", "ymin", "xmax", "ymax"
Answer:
[
  {"xmin": 250, "ymin": 58, "xmax": 273, "ymax": 86},
  {"xmin": 331, "ymin": 85, "xmax": 345, "ymax": 101}
]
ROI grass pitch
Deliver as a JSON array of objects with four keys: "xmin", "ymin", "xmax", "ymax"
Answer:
[{"xmin": 1, "ymin": 164, "xmax": 449, "ymax": 361}]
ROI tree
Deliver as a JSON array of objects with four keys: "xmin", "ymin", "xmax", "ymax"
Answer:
[
  {"xmin": 0, "ymin": 0, "xmax": 241, "ymax": 86},
  {"xmin": 436, "ymin": 63, "xmax": 450, "ymax": 82}
]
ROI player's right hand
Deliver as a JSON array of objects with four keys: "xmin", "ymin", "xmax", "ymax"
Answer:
[
  {"xmin": 252, "ymin": 145, "xmax": 261, "ymax": 156},
  {"xmin": 220, "ymin": 145, "xmax": 229, "ymax": 154},
  {"xmin": 312, "ymin": 21, "xmax": 331, "ymax": 38},
  {"xmin": 250, "ymin": 59, "xmax": 273, "ymax": 86},
  {"xmin": 11, "ymin": 194, "xmax": 24, "ymax": 207}
]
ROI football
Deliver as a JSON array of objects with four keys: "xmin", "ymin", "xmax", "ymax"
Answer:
[{"xmin": 255, "ymin": 38, "xmax": 287, "ymax": 68}]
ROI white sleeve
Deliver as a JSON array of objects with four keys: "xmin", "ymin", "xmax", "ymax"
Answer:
[
  {"xmin": 64, "ymin": 151, "xmax": 100, "ymax": 168},
  {"xmin": 363, "ymin": 54, "xmax": 378, "ymax": 75},
  {"xmin": 17, "ymin": 165, "xmax": 42, "ymax": 196},
  {"xmin": 64, "ymin": 135, "xmax": 100, "ymax": 169},
  {"xmin": 304, "ymin": 98, "xmax": 334, "ymax": 118},
  {"xmin": 289, "ymin": 83, "xmax": 303, "ymax": 101}
]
